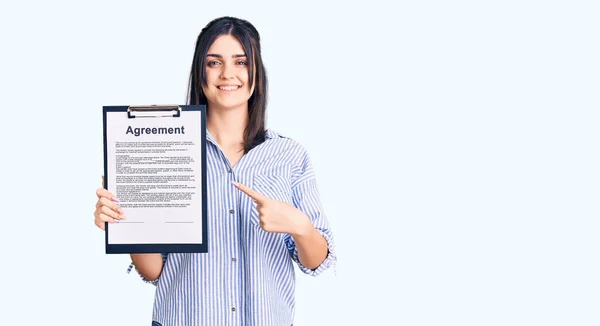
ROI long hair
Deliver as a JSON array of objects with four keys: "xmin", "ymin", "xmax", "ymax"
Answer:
[{"xmin": 187, "ymin": 16, "xmax": 268, "ymax": 153}]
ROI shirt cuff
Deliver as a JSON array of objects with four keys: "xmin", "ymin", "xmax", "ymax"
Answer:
[
  {"xmin": 127, "ymin": 262, "xmax": 159, "ymax": 286},
  {"xmin": 288, "ymin": 228, "xmax": 337, "ymax": 276}
]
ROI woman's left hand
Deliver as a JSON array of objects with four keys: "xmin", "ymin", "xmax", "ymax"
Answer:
[{"xmin": 233, "ymin": 181, "xmax": 310, "ymax": 236}]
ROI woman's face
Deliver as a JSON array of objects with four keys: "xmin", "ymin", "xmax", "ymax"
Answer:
[{"xmin": 202, "ymin": 34, "xmax": 254, "ymax": 112}]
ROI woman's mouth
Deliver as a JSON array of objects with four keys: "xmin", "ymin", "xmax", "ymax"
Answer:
[{"xmin": 217, "ymin": 85, "xmax": 241, "ymax": 91}]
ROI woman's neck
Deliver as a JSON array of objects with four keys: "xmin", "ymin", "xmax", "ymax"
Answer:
[{"xmin": 206, "ymin": 106, "xmax": 248, "ymax": 149}]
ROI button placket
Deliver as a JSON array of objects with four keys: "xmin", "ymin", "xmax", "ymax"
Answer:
[{"xmin": 227, "ymin": 173, "xmax": 241, "ymax": 323}]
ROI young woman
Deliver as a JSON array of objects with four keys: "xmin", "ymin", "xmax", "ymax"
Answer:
[{"xmin": 94, "ymin": 16, "xmax": 336, "ymax": 326}]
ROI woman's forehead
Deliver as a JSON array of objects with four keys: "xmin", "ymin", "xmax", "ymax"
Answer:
[{"xmin": 208, "ymin": 34, "xmax": 245, "ymax": 55}]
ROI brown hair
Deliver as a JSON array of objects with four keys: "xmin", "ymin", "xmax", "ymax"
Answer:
[{"xmin": 187, "ymin": 16, "xmax": 268, "ymax": 153}]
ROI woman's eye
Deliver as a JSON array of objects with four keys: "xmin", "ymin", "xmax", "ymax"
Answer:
[
  {"xmin": 207, "ymin": 61, "xmax": 221, "ymax": 66},
  {"xmin": 236, "ymin": 61, "xmax": 248, "ymax": 65}
]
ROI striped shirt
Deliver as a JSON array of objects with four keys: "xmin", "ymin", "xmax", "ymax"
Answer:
[{"xmin": 127, "ymin": 129, "xmax": 336, "ymax": 326}]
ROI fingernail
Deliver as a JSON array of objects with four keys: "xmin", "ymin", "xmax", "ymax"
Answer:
[
  {"xmin": 231, "ymin": 181, "xmax": 239, "ymax": 186},
  {"xmin": 120, "ymin": 214, "xmax": 127, "ymax": 219},
  {"xmin": 112, "ymin": 197, "xmax": 120, "ymax": 202}
]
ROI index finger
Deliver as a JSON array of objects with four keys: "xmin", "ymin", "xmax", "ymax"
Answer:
[{"xmin": 232, "ymin": 181, "xmax": 265, "ymax": 202}]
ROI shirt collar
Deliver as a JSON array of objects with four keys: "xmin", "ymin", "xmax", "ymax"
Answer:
[
  {"xmin": 265, "ymin": 129, "xmax": 277, "ymax": 139},
  {"xmin": 207, "ymin": 128, "xmax": 277, "ymax": 144}
]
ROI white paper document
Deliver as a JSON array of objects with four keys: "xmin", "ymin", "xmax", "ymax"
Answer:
[{"xmin": 103, "ymin": 106, "xmax": 207, "ymax": 253}]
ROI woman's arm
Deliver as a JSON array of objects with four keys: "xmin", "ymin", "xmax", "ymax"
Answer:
[
  {"xmin": 290, "ymin": 215, "xmax": 329, "ymax": 270},
  {"xmin": 130, "ymin": 253, "xmax": 164, "ymax": 281}
]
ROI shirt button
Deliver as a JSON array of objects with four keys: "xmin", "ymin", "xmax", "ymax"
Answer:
[
  {"xmin": 231, "ymin": 307, "xmax": 236, "ymax": 312},
  {"xmin": 232, "ymin": 258, "xmax": 237, "ymax": 262},
  {"xmin": 228, "ymin": 168, "xmax": 232, "ymax": 173},
  {"xmin": 229, "ymin": 209, "xmax": 235, "ymax": 214}
]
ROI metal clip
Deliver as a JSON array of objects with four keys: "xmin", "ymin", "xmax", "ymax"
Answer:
[{"xmin": 127, "ymin": 105, "xmax": 181, "ymax": 118}]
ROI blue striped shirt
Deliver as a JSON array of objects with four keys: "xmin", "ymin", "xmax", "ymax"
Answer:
[{"xmin": 127, "ymin": 129, "xmax": 336, "ymax": 326}]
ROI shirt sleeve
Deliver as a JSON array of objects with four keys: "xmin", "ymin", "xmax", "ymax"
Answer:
[
  {"xmin": 126, "ymin": 253, "xmax": 169, "ymax": 285},
  {"xmin": 284, "ymin": 149, "xmax": 337, "ymax": 276}
]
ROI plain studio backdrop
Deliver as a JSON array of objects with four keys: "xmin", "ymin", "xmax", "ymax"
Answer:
[{"xmin": 0, "ymin": 1, "xmax": 598, "ymax": 325}]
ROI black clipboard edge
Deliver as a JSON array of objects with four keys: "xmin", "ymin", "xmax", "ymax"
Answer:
[{"xmin": 106, "ymin": 243, "xmax": 208, "ymax": 254}]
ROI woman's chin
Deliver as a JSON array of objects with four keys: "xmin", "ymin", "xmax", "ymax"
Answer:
[{"xmin": 210, "ymin": 101, "xmax": 248, "ymax": 111}]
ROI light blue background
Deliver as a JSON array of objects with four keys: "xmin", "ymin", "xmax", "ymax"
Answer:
[{"xmin": 0, "ymin": 1, "xmax": 598, "ymax": 325}]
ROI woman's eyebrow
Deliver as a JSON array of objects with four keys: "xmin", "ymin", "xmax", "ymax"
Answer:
[{"xmin": 207, "ymin": 53, "xmax": 247, "ymax": 58}]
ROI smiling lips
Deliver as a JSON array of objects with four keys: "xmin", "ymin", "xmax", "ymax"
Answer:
[{"xmin": 217, "ymin": 85, "xmax": 241, "ymax": 91}]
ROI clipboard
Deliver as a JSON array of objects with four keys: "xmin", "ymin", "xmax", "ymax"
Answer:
[{"xmin": 102, "ymin": 104, "xmax": 208, "ymax": 254}]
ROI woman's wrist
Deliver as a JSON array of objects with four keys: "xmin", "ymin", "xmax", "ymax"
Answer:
[{"xmin": 289, "ymin": 210, "xmax": 313, "ymax": 238}]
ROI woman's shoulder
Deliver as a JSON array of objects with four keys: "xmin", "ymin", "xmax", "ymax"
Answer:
[
  {"xmin": 264, "ymin": 128, "xmax": 312, "ymax": 163},
  {"xmin": 265, "ymin": 129, "xmax": 305, "ymax": 150}
]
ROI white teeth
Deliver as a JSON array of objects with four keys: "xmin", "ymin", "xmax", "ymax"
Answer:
[{"xmin": 218, "ymin": 85, "xmax": 240, "ymax": 91}]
